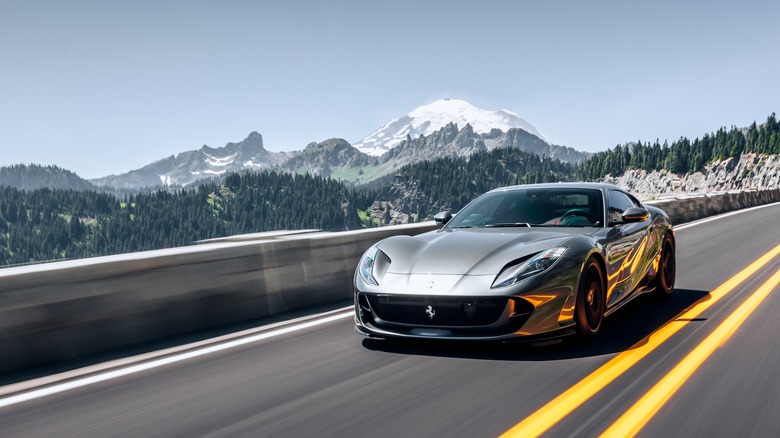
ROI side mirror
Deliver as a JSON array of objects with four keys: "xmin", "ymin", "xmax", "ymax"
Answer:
[
  {"xmin": 434, "ymin": 211, "xmax": 452, "ymax": 227},
  {"xmin": 622, "ymin": 206, "xmax": 649, "ymax": 223}
]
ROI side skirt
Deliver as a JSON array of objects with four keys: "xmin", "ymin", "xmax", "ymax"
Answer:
[{"xmin": 604, "ymin": 285, "xmax": 656, "ymax": 318}]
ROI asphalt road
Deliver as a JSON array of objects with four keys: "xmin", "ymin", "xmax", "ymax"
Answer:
[{"xmin": 2, "ymin": 203, "xmax": 780, "ymax": 437}]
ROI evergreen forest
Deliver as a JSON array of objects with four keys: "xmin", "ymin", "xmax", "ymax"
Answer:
[
  {"xmin": 0, "ymin": 172, "xmax": 372, "ymax": 266},
  {"xmin": 580, "ymin": 113, "xmax": 779, "ymax": 179},
  {"xmin": 388, "ymin": 147, "xmax": 577, "ymax": 221}
]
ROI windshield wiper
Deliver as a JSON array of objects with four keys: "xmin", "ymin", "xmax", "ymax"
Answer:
[{"xmin": 484, "ymin": 222, "xmax": 532, "ymax": 228}]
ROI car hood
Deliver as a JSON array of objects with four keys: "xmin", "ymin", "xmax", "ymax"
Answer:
[{"xmin": 377, "ymin": 227, "xmax": 591, "ymax": 276}]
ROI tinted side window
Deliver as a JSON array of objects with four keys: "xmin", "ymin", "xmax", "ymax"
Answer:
[{"xmin": 608, "ymin": 190, "xmax": 638, "ymax": 224}]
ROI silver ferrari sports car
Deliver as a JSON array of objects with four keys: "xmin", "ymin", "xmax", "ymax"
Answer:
[{"xmin": 354, "ymin": 183, "xmax": 676, "ymax": 342}]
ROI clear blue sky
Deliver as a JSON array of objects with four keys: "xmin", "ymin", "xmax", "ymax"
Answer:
[{"xmin": 1, "ymin": 0, "xmax": 778, "ymax": 178}]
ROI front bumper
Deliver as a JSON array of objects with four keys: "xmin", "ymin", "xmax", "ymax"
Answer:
[{"xmin": 354, "ymin": 291, "xmax": 575, "ymax": 342}]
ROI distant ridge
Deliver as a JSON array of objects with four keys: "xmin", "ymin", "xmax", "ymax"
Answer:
[
  {"xmin": 90, "ymin": 132, "xmax": 293, "ymax": 189},
  {"xmin": 0, "ymin": 164, "xmax": 97, "ymax": 191}
]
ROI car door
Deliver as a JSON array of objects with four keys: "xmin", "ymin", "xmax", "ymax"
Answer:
[{"xmin": 603, "ymin": 189, "xmax": 652, "ymax": 307}]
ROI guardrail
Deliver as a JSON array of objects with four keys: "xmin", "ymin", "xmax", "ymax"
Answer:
[{"xmin": 1, "ymin": 189, "xmax": 779, "ymax": 375}]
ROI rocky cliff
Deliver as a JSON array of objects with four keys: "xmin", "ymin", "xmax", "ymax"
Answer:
[{"xmin": 604, "ymin": 153, "xmax": 780, "ymax": 200}]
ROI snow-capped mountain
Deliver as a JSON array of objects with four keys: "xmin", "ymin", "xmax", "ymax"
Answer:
[
  {"xmin": 353, "ymin": 98, "xmax": 548, "ymax": 156},
  {"xmin": 381, "ymin": 122, "xmax": 585, "ymax": 167}
]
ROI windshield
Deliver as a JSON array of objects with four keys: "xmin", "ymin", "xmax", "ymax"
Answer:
[{"xmin": 446, "ymin": 187, "xmax": 604, "ymax": 228}]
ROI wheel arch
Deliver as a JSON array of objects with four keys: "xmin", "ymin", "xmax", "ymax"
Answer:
[
  {"xmin": 665, "ymin": 228, "xmax": 677, "ymax": 249},
  {"xmin": 584, "ymin": 247, "xmax": 608, "ymax": 293}
]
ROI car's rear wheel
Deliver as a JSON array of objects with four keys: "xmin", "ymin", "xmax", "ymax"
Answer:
[
  {"xmin": 575, "ymin": 257, "xmax": 605, "ymax": 340},
  {"xmin": 653, "ymin": 235, "xmax": 676, "ymax": 297}
]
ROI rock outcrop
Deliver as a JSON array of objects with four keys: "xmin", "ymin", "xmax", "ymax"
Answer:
[{"xmin": 604, "ymin": 153, "xmax": 780, "ymax": 200}]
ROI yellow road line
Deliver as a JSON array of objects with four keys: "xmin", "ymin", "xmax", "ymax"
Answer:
[
  {"xmin": 600, "ymin": 268, "xmax": 780, "ymax": 437},
  {"xmin": 500, "ymin": 242, "xmax": 780, "ymax": 438}
]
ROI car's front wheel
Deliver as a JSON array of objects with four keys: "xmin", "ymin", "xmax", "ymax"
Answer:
[
  {"xmin": 652, "ymin": 234, "xmax": 676, "ymax": 297},
  {"xmin": 575, "ymin": 256, "xmax": 605, "ymax": 340}
]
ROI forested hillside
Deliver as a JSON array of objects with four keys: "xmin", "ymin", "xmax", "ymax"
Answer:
[
  {"xmin": 0, "ymin": 172, "xmax": 370, "ymax": 266},
  {"xmin": 370, "ymin": 148, "xmax": 578, "ymax": 225},
  {"xmin": 0, "ymin": 164, "xmax": 98, "ymax": 191},
  {"xmin": 580, "ymin": 113, "xmax": 779, "ymax": 179}
]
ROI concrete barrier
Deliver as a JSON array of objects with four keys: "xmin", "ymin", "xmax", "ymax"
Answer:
[
  {"xmin": 1, "ymin": 189, "xmax": 779, "ymax": 375},
  {"xmin": 0, "ymin": 222, "xmax": 437, "ymax": 375},
  {"xmin": 645, "ymin": 189, "xmax": 780, "ymax": 225}
]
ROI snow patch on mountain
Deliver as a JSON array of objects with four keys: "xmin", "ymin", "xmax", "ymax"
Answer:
[
  {"xmin": 354, "ymin": 98, "xmax": 547, "ymax": 156},
  {"xmin": 204, "ymin": 152, "xmax": 237, "ymax": 167},
  {"xmin": 243, "ymin": 160, "xmax": 265, "ymax": 168}
]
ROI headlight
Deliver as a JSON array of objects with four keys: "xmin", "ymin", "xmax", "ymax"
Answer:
[
  {"xmin": 358, "ymin": 245, "xmax": 380, "ymax": 286},
  {"xmin": 492, "ymin": 247, "xmax": 567, "ymax": 288}
]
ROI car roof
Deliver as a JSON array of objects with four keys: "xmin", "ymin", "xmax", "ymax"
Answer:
[{"xmin": 486, "ymin": 182, "xmax": 622, "ymax": 193}]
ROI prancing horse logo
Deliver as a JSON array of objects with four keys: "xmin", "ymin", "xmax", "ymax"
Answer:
[{"xmin": 425, "ymin": 305, "xmax": 436, "ymax": 319}]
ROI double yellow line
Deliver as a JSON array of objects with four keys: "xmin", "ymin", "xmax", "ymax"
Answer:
[{"xmin": 501, "ymin": 242, "xmax": 780, "ymax": 438}]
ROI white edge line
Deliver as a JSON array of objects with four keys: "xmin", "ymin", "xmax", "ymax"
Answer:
[
  {"xmin": 674, "ymin": 201, "xmax": 780, "ymax": 231},
  {"xmin": 0, "ymin": 311, "xmax": 353, "ymax": 409},
  {"xmin": 0, "ymin": 305, "xmax": 354, "ymax": 398}
]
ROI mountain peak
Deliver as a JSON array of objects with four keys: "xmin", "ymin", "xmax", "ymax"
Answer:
[
  {"xmin": 246, "ymin": 131, "xmax": 262, "ymax": 140},
  {"xmin": 407, "ymin": 98, "xmax": 480, "ymax": 117},
  {"xmin": 242, "ymin": 131, "xmax": 264, "ymax": 148},
  {"xmin": 353, "ymin": 98, "xmax": 547, "ymax": 156}
]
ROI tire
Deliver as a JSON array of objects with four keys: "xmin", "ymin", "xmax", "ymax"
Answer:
[
  {"xmin": 575, "ymin": 257, "xmax": 605, "ymax": 340},
  {"xmin": 652, "ymin": 235, "xmax": 676, "ymax": 297}
]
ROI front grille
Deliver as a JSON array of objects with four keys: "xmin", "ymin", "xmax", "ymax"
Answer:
[{"xmin": 365, "ymin": 294, "xmax": 508, "ymax": 327}]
